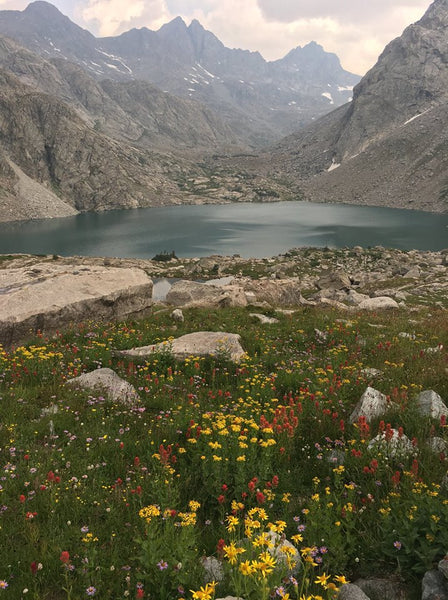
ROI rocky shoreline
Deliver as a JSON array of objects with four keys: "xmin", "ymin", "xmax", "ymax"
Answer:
[{"xmin": 1, "ymin": 246, "xmax": 446, "ymax": 347}]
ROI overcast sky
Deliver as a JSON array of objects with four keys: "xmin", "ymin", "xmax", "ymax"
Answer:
[{"xmin": 0, "ymin": 0, "xmax": 434, "ymax": 74}]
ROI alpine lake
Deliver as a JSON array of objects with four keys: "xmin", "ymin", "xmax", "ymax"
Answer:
[{"xmin": 0, "ymin": 201, "xmax": 446, "ymax": 258}]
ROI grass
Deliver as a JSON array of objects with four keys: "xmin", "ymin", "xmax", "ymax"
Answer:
[{"xmin": 0, "ymin": 305, "xmax": 447, "ymax": 599}]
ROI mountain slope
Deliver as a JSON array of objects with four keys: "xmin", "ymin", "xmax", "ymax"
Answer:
[
  {"xmin": 0, "ymin": 35, "xmax": 238, "ymax": 151},
  {"xmin": 270, "ymin": 0, "xmax": 448, "ymax": 212},
  {"xmin": 0, "ymin": 1, "xmax": 360, "ymax": 146},
  {"xmin": 0, "ymin": 67, "xmax": 194, "ymax": 219}
]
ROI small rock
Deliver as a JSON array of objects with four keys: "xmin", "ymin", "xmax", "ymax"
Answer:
[
  {"xmin": 439, "ymin": 558, "xmax": 448, "ymax": 580},
  {"xmin": 350, "ymin": 387, "xmax": 397, "ymax": 423},
  {"xmin": 250, "ymin": 313, "xmax": 279, "ymax": 324},
  {"xmin": 317, "ymin": 270, "xmax": 351, "ymax": 290},
  {"xmin": 368, "ymin": 429, "xmax": 414, "ymax": 457},
  {"xmin": 416, "ymin": 390, "xmax": 448, "ymax": 419},
  {"xmin": 171, "ymin": 308, "xmax": 184, "ymax": 323},
  {"xmin": 66, "ymin": 368, "xmax": 140, "ymax": 405},
  {"xmin": 358, "ymin": 297, "xmax": 399, "ymax": 310},
  {"xmin": 427, "ymin": 437, "xmax": 447, "ymax": 453},
  {"xmin": 422, "ymin": 569, "xmax": 448, "ymax": 600}
]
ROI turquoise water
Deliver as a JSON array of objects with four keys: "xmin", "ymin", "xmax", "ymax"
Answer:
[{"xmin": 0, "ymin": 201, "xmax": 446, "ymax": 258}]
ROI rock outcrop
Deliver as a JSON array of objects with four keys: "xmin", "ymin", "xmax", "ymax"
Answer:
[
  {"xmin": 66, "ymin": 368, "xmax": 140, "ymax": 405},
  {"xmin": 270, "ymin": 0, "xmax": 448, "ymax": 213},
  {"xmin": 0, "ymin": 262, "xmax": 153, "ymax": 347},
  {"xmin": 114, "ymin": 331, "xmax": 245, "ymax": 362}
]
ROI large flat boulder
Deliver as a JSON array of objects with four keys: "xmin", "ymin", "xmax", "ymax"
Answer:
[
  {"xmin": 0, "ymin": 262, "xmax": 153, "ymax": 346},
  {"xmin": 115, "ymin": 331, "xmax": 245, "ymax": 362}
]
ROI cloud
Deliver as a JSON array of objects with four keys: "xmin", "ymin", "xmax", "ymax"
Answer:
[
  {"xmin": 256, "ymin": 0, "xmax": 429, "ymax": 25},
  {"xmin": 1, "ymin": 0, "xmax": 433, "ymax": 74},
  {"xmin": 81, "ymin": 0, "xmax": 171, "ymax": 36}
]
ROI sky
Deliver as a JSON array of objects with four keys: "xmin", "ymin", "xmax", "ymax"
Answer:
[{"xmin": 0, "ymin": 0, "xmax": 434, "ymax": 74}]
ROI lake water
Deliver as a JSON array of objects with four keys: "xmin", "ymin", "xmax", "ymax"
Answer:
[{"xmin": 0, "ymin": 201, "xmax": 446, "ymax": 258}]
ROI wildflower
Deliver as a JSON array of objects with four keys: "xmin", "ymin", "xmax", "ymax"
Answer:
[
  {"xmin": 239, "ymin": 560, "xmax": 255, "ymax": 575},
  {"xmin": 60, "ymin": 551, "xmax": 70, "ymax": 564},
  {"xmin": 255, "ymin": 552, "xmax": 276, "ymax": 577},
  {"xmin": 86, "ymin": 586, "xmax": 96, "ymax": 596},
  {"xmin": 315, "ymin": 573, "xmax": 331, "ymax": 588},
  {"xmin": 226, "ymin": 515, "xmax": 239, "ymax": 532},
  {"xmin": 223, "ymin": 542, "xmax": 245, "ymax": 564},
  {"xmin": 334, "ymin": 575, "xmax": 349, "ymax": 584},
  {"xmin": 393, "ymin": 541, "xmax": 402, "ymax": 550},
  {"xmin": 81, "ymin": 526, "xmax": 89, "ymax": 533},
  {"xmin": 157, "ymin": 560, "xmax": 168, "ymax": 570},
  {"xmin": 190, "ymin": 582, "xmax": 216, "ymax": 600},
  {"xmin": 0, "ymin": 581, "xmax": 8, "ymax": 589}
]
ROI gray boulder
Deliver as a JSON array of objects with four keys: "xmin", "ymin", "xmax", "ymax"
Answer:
[
  {"xmin": 355, "ymin": 578, "xmax": 407, "ymax": 600},
  {"xmin": 115, "ymin": 331, "xmax": 245, "ymax": 362},
  {"xmin": 358, "ymin": 297, "xmax": 399, "ymax": 310},
  {"xmin": 439, "ymin": 558, "xmax": 448, "ymax": 580},
  {"xmin": 338, "ymin": 584, "xmax": 371, "ymax": 600},
  {"xmin": 422, "ymin": 570, "xmax": 448, "ymax": 600},
  {"xmin": 240, "ymin": 278, "xmax": 306, "ymax": 307},
  {"xmin": 416, "ymin": 390, "xmax": 448, "ymax": 419},
  {"xmin": 166, "ymin": 280, "xmax": 247, "ymax": 308},
  {"xmin": 317, "ymin": 270, "xmax": 351, "ymax": 290},
  {"xmin": 350, "ymin": 387, "xmax": 398, "ymax": 423},
  {"xmin": 171, "ymin": 308, "xmax": 185, "ymax": 323},
  {"xmin": 66, "ymin": 368, "xmax": 140, "ymax": 405},
  {"xmin": 0, "ymin": 263, "xmax": 153, "ymax": 347},
  {"xmin": 368, "ymin": 429, "xmax": 414, "ymax": 457},
  {"xmin": 427, "ymin": 437, "xmax": 447, "ymax": 453}
]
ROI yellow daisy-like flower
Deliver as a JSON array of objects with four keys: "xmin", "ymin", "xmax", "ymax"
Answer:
[
  {"xmin": 315, "ymin": 572, "xmax": 331, "ymax": 588},
  {"xmin": 254, "ymin": 551, "xmax": 276, "ymax": 578},
  {"xmin": 190, "ymin": 581, "xmax": 217, "ymax": 600},
  {"xmin": 226, "ymin": 515, "xmax": 239, "ymax": 532},
  {"xmin": 223, "ymin": 542, "xmax": 246, "ymax": 564},
  {"xmin": 239, "ymin": 560, "xmax": 255, "ymax": 576},
  {"xmin": 291, "ymin": 534, "xmax": 303, "ymax": 544},
  {"xmin": 334, "ymin": 575, "xmax": 349, "ymax": 584}
]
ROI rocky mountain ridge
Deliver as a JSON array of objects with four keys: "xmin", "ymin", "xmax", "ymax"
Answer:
[
  {"xmin": 266, "ymin": 0, "xmax": 448, "ymax": 213},
  {"xmin": 0, "ymin": 1, "xmax": 360, "ymax": 145}
]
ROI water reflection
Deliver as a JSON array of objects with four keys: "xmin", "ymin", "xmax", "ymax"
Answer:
[{"xmin": 0, "ymin": 201, "xmax": 446, "ymax": 258}]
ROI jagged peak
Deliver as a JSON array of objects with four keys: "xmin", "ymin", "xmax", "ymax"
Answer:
[
  {"xmin": 158, "ymin": 16, "xmax": 188, "ymax": 34},
  {"xmin": 418, "ymin": 0, "xmax": 448, "ymax": 27}
]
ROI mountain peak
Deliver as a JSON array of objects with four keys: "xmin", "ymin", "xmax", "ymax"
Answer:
[
  {"xmin": 24, "ymin": 1, "xmax": 64, "ymax": 16},
  {"xmin": 158, "ymin": 16, "xmax": 188, "ymax": 34},
  {"xmin": 418, "ymin": 0, "xmax": 448, "ymax": 26}
]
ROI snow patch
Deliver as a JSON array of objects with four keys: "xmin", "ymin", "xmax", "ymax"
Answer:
[
  {"xmin": 337, "ymin": 85, "xmax": 353, "ymax": 92},
  {"xmin": 196, "ymin": 63, "xmax": 216, "ymax": 78},
  {"xmin": 97, "ymin": 49, "xmax": 133, "ymax": 74},
  {"xmin": 403, "ymin": 108, "xmax": 431, "ymax": 126},
  {"xmin": 327, "ymin": 160, "xmax": 340, "ymax": 172},
  {"xmin": 322, "ymin": 92, "xmax": 334, "ymax": 104}
]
